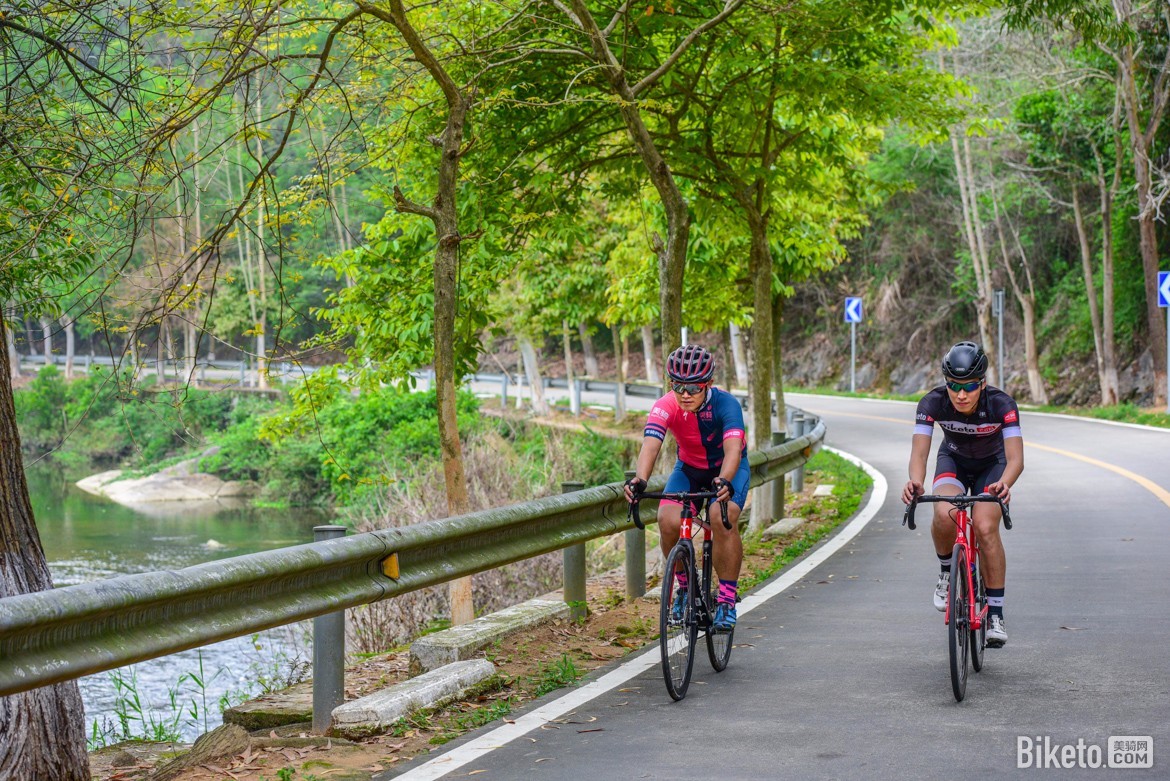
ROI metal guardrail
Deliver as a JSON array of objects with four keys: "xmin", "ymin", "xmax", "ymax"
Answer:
[{"xmin": 0, "ymin": 419, "xmax": 823, "ymax": 697}]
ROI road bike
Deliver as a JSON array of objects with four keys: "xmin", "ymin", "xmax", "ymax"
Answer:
[
  {"xmin": 904, "ymin": 493, "xmax": 1011, "ymax": 701},
  {"xmin": 630, "ymin": 489, "xmax": 732, "ymax": 700}
]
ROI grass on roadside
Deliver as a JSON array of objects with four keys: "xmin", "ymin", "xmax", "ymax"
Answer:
[{"xmin": 1032, "ymin": 401, "xmax": 1170, "ymax": 429}]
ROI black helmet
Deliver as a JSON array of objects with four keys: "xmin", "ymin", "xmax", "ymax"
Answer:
[
  {"xmin": 941, "ymin": 341, "xmax": 988, "ymax": 380},
  {"xmin": 666, "ymin": 344, "xmax": 715, "ymax": 383}
]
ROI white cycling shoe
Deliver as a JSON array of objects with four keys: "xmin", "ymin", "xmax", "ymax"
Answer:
[
  {"xmin": 933, "ymin": 572, "xmax": 949, "ymax": 612},
  {"xmin": 987, "ymin": 615, "xmax": 1007, "ymax": 647}
]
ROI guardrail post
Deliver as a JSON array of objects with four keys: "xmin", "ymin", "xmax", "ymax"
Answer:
[
  {"xmin": 771, "ymin": 431, "xmax": 785, "ymax": 520},
  {"xmin": 238, "ymin": 361, "xmax": 246, "ymax": 386},
  {"xmin": 623, "ymin": 470, "xmax": 645, "ymax": 599},
  {"xmin": 312, "ymin": 524, "xmax": 347, "ymax": 734},
  {"xmin": 561, "ymin": 482, "xmax": 587, "ymax": 620},
  {"xmin": 792, "ymin": 414, "xmax": 807, "ymax": 493},
  {"xmin": 501, "ymin": 373, "xmax": 509, "ymax": 408},
  {"xmin": 571, "ymin": 378, "xmax": 582, "ymax": 416}
]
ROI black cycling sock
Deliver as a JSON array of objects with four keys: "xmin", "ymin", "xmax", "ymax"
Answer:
[
  {"xmin": 987, "ymin": 587, "xmax": 1005, "ymax": 618},
  {"xmin": 937, "ymin": 553, "xmax": 952, "ymax": 573}
]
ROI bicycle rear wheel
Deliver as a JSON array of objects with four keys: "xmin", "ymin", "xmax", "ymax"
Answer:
[
  {"xmin": 703, "ymin": 540, "xmax": 733, "ymax": 671},
  {"xmin": 948, "ymin": 544, "xmax": 970, "ymax": 702},
  {"xmin": 970, "ymin": 563, "xmax": 987, "ymax": 673},
  {"xmin": 661, "ymin": 545, "xmax": 697, "ymax": 701}
]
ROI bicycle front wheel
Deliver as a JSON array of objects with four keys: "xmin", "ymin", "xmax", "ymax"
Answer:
[
  {"xmin": 948, "ymin": 544, "xmax": 970, "ymax": 702},
  {"xmin": 703, "ymin": 542, "xmax": 733, "ymax": 671},
  {"xmin": 661, "ymin": 544, "xmax": 697, "ymax": 701},
  {"xmin": 970, "ymin": 563, "xmax": 987, "ymax": 673}
]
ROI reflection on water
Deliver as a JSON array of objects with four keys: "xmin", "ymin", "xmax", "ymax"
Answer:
[{"xmin": 27, "ymin": 465, "xmax": 326, "ymax": 743}]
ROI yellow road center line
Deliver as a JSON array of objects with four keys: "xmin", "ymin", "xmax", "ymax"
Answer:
[
  {"xmin": 801, "ymin": 406, "xmax": 1170, "ymax": 511},
  {"xmin": 1027, "ymin": 442, "xmax": 1170, "ymax": 510}
]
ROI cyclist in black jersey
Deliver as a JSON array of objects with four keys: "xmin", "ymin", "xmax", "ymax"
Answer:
[{"xmin": 900, "ymin": 342, "xmax": 1024, "ymax": 647}]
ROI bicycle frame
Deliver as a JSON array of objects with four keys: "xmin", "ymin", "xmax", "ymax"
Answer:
[
  {"xmin": 630, "ymin": 489, "xmax": 732, "ymax": 700},
  {"xmin": 904, "ymin": 493, "xmax": 1010, "ymax": 627},
  {"xmin": 675, "ymin": 497, "xmax": 714, "ymax": 626},
  {"xmin": 904, "ymin": 492, "xmax": 1011, "ymax": 700},
  {"xmin": 945, "ymin": 505, "xmax": 984, "ymax": 631}
]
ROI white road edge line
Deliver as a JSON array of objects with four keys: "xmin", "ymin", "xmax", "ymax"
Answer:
[
  {"xmin": 391, "ymin": 446, "xmax": 888, "ymax": 781},
  {"xmin": 787, "ymin": 391, "xmax": 1170, "ymax": 434}
]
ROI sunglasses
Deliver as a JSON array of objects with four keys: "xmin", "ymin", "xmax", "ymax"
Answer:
[
  {"xmin": 671, "ymin": 382, "xmax": 708, "ymax": 395},
  {"xmin": 945, "ymin": 379, "xmax": 982, "ymax": 393}
]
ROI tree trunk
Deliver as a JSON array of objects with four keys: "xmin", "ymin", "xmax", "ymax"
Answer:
[
  {"xmin": 562, "ymin": 319, "xmax": 576, "ymax": 403},
  {"xmin": 958, "ymin": 135, "xmax": 995, "ymax": 381},
  {"xmin": 6, "ymin": 316, "xmax": 19, "ymax": 379},
  {"xmin": 1020, "ymin": 297, "xmax": 1047, "ymax": 403},
  {"xmin": 578, "ymin": 323, "xmax": 599, "ymax": 376},
  {"xmin": 40, "ymin": 318, "xmax": 51, "ymax": 368},
  {"xmin": 729, "ymin": 322, "xmax": 749, "ymax": 388},
  {"xmin": 993, "ymin": 195, "xmax": 1048, "ymax": 404},
  {"xmin": 567, "ymin": 0, "xmax": 689, "ymax": 362},
  {"xmin": 518, "ymin": 337, "xmax": 549, "ymax": 415},
  {"xmin": 0, "ymin": 319, "xmax": 92, "ymax": 780},
  {"xmin": 156, "ymin": 325, "xmax": 166, "ymax": 383},
  {"xmin": 641, "ymin": 325, "xmax": 659, "ymax": 384},
  {"xmin": 746, "ymin": 210, "xmax": 773, "ymax": 533},
  {"xmin": 1115, "ymin": 0, "xmax": 1169, "ymax": 407},
  {"xmin": 253, "ymin": 84, "xmax": 269, "ymax": 391},
  {"xmin": 361, "ymin": 0, "xmax": 476, "ymax": 625},
  {"xmin": 720, "ymin": 327, "xmax": 733, "ymax": 389},
  {"xmin": 1071, "ymin": 184, "xmax": 1110, "ymax": 403},
  {"xmin": 611, "ymin": 324, "xmax": 626, "ymax": 423},
  {"xmin": 772, "ymin": 294, "xmax": 786, "ymax": 435},
  {"xmin": 942, "ymin": 51, "xmax": 995, "ymax": 381},
  {"xmin": 60, "ymin": 317, "xmax": 75, "ymax": 381},
  {"xmin": 25, "ymin": 319, "xmax": 37, "ymax": 357},
  {"xmin": 1096, "ymin": 143, "xmax": 1121, "ymax": 405}
]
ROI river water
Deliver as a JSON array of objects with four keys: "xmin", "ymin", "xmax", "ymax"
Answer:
[{"xmin": 27, "ymin": 466, "xmax": 326, "ymax": 744}]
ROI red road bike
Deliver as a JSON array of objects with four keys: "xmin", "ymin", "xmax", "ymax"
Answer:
[
  {"xmin": 904, "ymin": 493, "xmax": 1011, "ymax": 701},
  {"xmin": 630, "ymin": 489, "xmax": 732, "ymax": 701}
]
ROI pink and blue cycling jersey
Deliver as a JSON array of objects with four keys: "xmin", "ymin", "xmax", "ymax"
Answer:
[{"xmin": 643, "ymin": 386, "xmax": 748, "ymax": 469}]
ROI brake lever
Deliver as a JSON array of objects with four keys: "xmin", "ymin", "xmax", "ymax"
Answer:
[
  {"xmin": 628, "ymin": 497, "xmax": 645, "ymax": 530},
  {"xmin": 903, "ymin": 500, "xmax": 917, "ymax": 530},
  {"xmin": 720, "ymin": 498, "xmax": 731, "ymax": 530}
]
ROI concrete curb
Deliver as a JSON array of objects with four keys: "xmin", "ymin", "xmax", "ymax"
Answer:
[
  {"xmin": 409, "ymin": 598, "xmax": 570, "ymax": 673},
  {"xmin": 330, "ymin": 659, "xmax": 498, "ymax": 739},
  {"xmin": 761, "ymin": 517, "xmax": 806, "ymax": 539}
]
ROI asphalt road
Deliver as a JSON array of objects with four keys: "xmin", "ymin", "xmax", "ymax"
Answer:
[{"xmin": 383, "ymin": 393, "xmax": 1170, "ymax": 780}]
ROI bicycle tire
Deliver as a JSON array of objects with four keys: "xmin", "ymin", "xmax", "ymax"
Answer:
[
  {"xmin": 948, "ymin": 544, "xmax": 969, "ymax": 702},
  {"xmin": 970, "ymin": 563, "xmax": 987, "ymax": 673},
  {"xmin": 660, "ymin": 544, "xmax": 697, "ymax": 701},
  {"xmin": 703, "ymin": 540, "xmax": 733, "ymax": 671}
]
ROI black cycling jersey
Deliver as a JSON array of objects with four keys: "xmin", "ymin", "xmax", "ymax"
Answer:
[{"xmin": 914, "ymin": 385, "xmax": 1022, "ymax": 461}]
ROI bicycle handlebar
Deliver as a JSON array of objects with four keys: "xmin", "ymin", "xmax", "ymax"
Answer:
[
  {"xmin": 628, "ymin": 490, "xmax": 731, "ymax": 530},
  {"xmin": 902, "ymin": 493, "xmax": 1012, "ymax": 531}
]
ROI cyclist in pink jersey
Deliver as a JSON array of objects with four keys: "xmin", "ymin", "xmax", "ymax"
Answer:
[{"xmin": 623, "ymin": 344, "xmax": 749, "ymax": 631}]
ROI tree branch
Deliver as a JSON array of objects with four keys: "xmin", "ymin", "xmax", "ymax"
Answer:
[{"xmin": 633, "ymin": 0, "xmax": 748, "ymax": 96}]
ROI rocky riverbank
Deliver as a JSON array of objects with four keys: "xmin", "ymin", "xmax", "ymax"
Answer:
[{"xmin": 76, "ymin": 448, "xmax": 255, "ymax": 510}]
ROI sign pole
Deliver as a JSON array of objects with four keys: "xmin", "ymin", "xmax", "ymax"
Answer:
[
  {"xmin": 844, "ymin": 296, "xmax": 862, "ymax": 393},
  {"xmin": 850, "ymin": 321, "xmax": 856, "ymax": 393},
  {"xmin": 1159, "ymin": 271, "xmax": 1170, "ymax": 414}
]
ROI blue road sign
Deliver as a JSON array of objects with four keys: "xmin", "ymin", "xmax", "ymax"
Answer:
[
  {"xmin": 1158, "ymin": 271, "xmax": 1170, "ymax": 308},
  {"xmin": 845, "ymin": 297, "xmax": 863, "ymax": 323}
]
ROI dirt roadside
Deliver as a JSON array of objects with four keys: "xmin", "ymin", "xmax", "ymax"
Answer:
[{"xmin": 88, "ymin": 450, "xmax": 862, "ymax": 781}]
